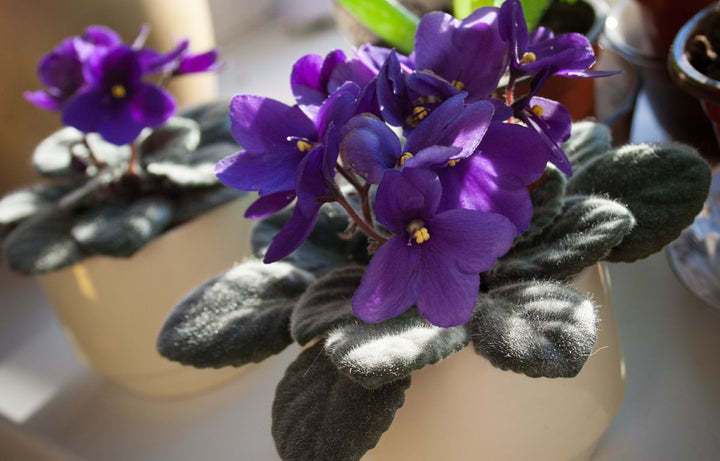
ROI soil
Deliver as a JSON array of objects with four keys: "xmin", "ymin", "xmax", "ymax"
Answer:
[{"xmin": 687, "ymin": 5, "xmax": 720, "ymax": 80}]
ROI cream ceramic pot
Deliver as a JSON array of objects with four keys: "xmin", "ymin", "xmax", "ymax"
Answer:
[
  {"xmin": 364, "ymin": 264, "xmax": 625, "ymax": 461},
  {"xmin": 38, "ymin": 195, "xmax": 255, "ymax": 398}
]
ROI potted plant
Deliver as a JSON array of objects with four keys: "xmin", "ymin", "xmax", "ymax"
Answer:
[
  {"xmin": 0, "ymin": 24, "xmax": 249, "ymax": 397},
  {"xmin": 157, "ymin": 1, "xmax": 710, "ymax": 458},
  {"xmin": 666, "ymin": 2, "xmax": 720, "ymax": 309}
]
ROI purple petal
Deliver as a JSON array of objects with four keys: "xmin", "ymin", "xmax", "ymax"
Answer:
[
  {"xmin": 352, "ymin": 235, "xmax": 420, "ymax": 323},
  {"xmin": 375, "ymin": 168, "xmax": 441, "ymax": 233},
  {"xmin": 245, "ymin": 191, "xmax": 296, "ymax": 219},
  {"xmin": 319, "ymin": 50, "xmax": 347, "ymax": 90},
  {"xmin": 96, "ymin": 104, "xmax": 146, "ymax": 145},
  {"xmin": 525, "ymin": 33, "xmax": 595, "ymax": 76},
  {"xmin": 416, "ymin": 209, "xmax": 515, "ymax": 326},
  {"xmin": 129, "ymin": 83, "xmax": 176, "ymax": 127},
  {"xmin": 98, "ymin": 46, "xmax": 143, "ymax": 89},
  {"xmin": 527, "ymin": 97, "xmax": 572, "ymax": 144},
  {"xmin": 178, "ymin": 49, "xmax": 219, "ymax": 74},
  {"xmin": 215, "ymin": 147, "xmax": 303, "ymax": 195},
  {"xmin": 405, "ymin": 93, "xmax": 465, "ymax": 153},
  {"xmin": 61, "ymin": 89, "xmax": 105, "ymax": 134},
  {"xmin": 314, "ymin": 82, "xmax": 359, "ymax": 138},
  {"xmin": 24, "ymin": 90, "xmax": 63, "ymax": 111},
  {"xmin": 377, "ymin": 51, "xmax": 412, "ymax": 127},
  {"xmin": 403, "ymin": 145, "xmax": 462, "ymax": 169},
  {"xmin": 264, "ymin": 205, "xmax": 321, "ymax": 264},
  {"xmin": 37, "ymin": 38, "xmax": 83, "ymax": 94},
  {"xmin": 229, "ymin": 95, "xmax": 316, "ymax": 153},
  {"xmin": 141, "ymin": 40, "xmax": 189, "ymax": 74},
  {"xmin": 355, "ymin": 78, "xmax": 381, "ymax": 118},
  {"xmin": 291, "ymin": 53, "xmax": 325, "ymax": 110},
  {"xmin": 295, "ymin": 146, "xmax": 331, "ymax": 217},
  {"xmin": 340, "ymin": 115, "xmax": 401, "ymax": 183},
  {"xmin": 406, "ymin": 70, "xmax": 460, "ymax": 101},
  {"xmin": 498, "ymin": 0, "xmax": 528, "ymax": 66},
  {"xmin": 82, "ymin": 25, "xmax": 123, "ymax": 48},
  {"xmin": 476, "ymin": 121, "xmax": 550, "ymax": 184},
  {"xmin": 327, "ymin": 59, "xmax": 376, "ymax": 95}
]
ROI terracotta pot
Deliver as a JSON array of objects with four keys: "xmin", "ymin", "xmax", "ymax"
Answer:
[
  {"xmin": 38, "ymin": 195, "xmax": 256, "ymax": 398},
  {"xmin": 364, "ymin": 264, "xmax": 625, "ymax": 461}
]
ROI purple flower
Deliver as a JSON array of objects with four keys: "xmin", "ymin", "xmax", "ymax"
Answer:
[
  {"xmin": 262, "ymin": 126, "xmax": 340, "ymax": 263},
  {"xmin": 139, "ymin": 39, "xmax": 219, "ymax": 76},
  {"xmin": 413, "ymin": 8, "xmax": 509, "ymax": 103},
  {"xmin": 24, "ymin": 25, "xmax": 123, "ymax": 112},
  {"xmin": 62, "ymin": 45, "xmax": 175, "ymax": 145},
  {"xmin": 216, "ymin": 83, "xmax": 358, "ymax": 218},
  {"xmin": 352, "ymin": 168, "xmax": 515, "ymax": 327},
  {"xmin": 291, "ymin": 49, "xmax": 376, "ymax": 118}
]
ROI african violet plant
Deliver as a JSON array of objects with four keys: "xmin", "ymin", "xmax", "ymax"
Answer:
[
  {"xmin": 157, "ymin": 1, "xmax": 711, "ymax": 460},
  {"xmin": 0, "ymin": 25, "xmax": 242, "ymax": 274}
]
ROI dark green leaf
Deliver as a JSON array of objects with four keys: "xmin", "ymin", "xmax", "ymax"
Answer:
[
  {"xmin": 252, "ymin": 202, "xmax": 370, "ymax": 276},
  {"xmin": 326, "ymin": 309, "xmax": 469, "ymax": 389},
  {"xmin": 71, "ymin": 197, "xmax": 173, "ymax": 257},
  {"xmin": 567, "ymin": 143, "xmax": 711, "ymax": 262},
  {"xmin": 272, "ymin": 341, "xmax": 410, "ymax": 461},
  {"xmin": 470, "ymin": 280, "xmax": 597, "ymax": 378},
  {"xmin": 291, "ymin": 265, "xmax": 364, "ymax": 345},
  {"xmin": 488, "ymin": 196, "xmax": 635, "ymax": 286},
  {"xmin": 563, "ymin": 120, "xmax": 612, "ymax": 174},
  {"xmin": 2, "ymin": 209, "xmax": 84, "ymax": 274},
  {"xmin": 139, "ymin": 116, "xmax": 201, "ymax": 159},
  {"xmin": 157, "ymin": 260, "xmax": 315, "ymax": 368},
  {"xmin": 514, "ymin": 165, "xmax": 566, "ymax": 246},
  {"xmin": 180, "ymin": 100, "xmax": 235, "ymax": 147},
  {"xmin": 0, "ymin": 183, "xmax": 75, "ymax": 225},
  {"xmin": 33, "ymin": 128, "xmax": 130, "ymax": 178},
  {"xmin": 144, "ymin": 142, "xmax": 236, "ymax": 187}
]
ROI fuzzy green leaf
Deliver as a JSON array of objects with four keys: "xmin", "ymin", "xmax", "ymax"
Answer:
[
  {"xmin": 337, "ymin": 0, "xmax": 419, "ymax": 54},
  {"xmin": 33, "ymin": 128, "xmax": 130, "ymax": 178},
  {"xmin": 291, "ymin": 265, "xmax": 364, "ymax": 345},
  {"xmin": 567, "ymin": 143, "xmax": 711, "ymax": 262},
  {"xmin": 272, "ymin": 341, "xmax": 410, "ymax": 461},
  {"xmin": 326, "ymin": 309, "xmax": 469, "ymax": 389},
  {"xmin": 563, "ymin": 120, "xmax": 612, "ymax": 174},
  {"xmin": 2, "ymin": 209, "xmax": 84, "ymax": 274},
  {"xmin": 157, "ymin": 260, "xmax": 315, "ymax": 368},
  {"xmin": 170, "ymin": 186, "xmax": 246, "ymax": 226},
  {"xmin": 144, "ymin": 142, "xmax": 236, "ymax": 187},
  {"xmin": 470, "ymin": 280, "xmax": 597, "ymax": 378},
  {"xmin": 252, "ymin": 202, "xmax": 369, "ymax": 277},
  {"xmin": 488, "ymin": 195, "xmax": 635, "ymax": 286},
  {"xmin": 139, "ymin": 116, "xmax": 201, "ymax": 159},
  {"xmin": 514, "ymin": 165, "xmax": 566, "ymax": 247},
  {"xmin": 181, "ymin": 100, "xmax": 234, "ymax": 147},
  {"xmin": 71, "ymin": 197, "xmax": 173, "ymax": 257},
  {"xmin": 0, "ymin": 183, "xmax": 75, "ymax": 225}
]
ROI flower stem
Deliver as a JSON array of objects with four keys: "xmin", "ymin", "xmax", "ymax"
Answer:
[
  {"xmin": 336, "ymin": 164, "xmax": 374, "ymax": 225},
  {"xmin": 128, "ymin": 142, "xmax": 139, "ymax": 175},
  {"xmin": 334, "ymin": 189, "xmax": 387, "ymax": 244},
  {"xmin": 506, "ymin": 75, "xmax": 515, "ymax": 106},
  {"xmin": 81, "ymin": 135, "xmax": 104, "ymax": 169}
]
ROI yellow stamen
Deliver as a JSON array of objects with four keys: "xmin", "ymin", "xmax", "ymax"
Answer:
[
  {"xmin": 521, "ymin": 52, "xmax": 537, "ymax": 65},
  {"xmin": 111, "ymin": 84, "xmax": 127, "ymax": 99},
  {"xmin": 531, "ymin": 105, "xmax": 544, "ymax": 117},
  {"xmin": 413, "ymin": 106, "xmax": 429, "ymax": 121},
  {"xmin": 447, "ymin": 159, "xmax": 460, "ymax": 167},
  {"xmin": 451, "ymin": 80, "xmax": 465, "ymax": 91},
  {"xmin": 399, "ymin": 152, "xmax": 414, "ymax": 167},
  {"xmin": 296, "ymin": 139, "xmax": 313, "ymax": 152},
  {"xmin": 407, "ymin": 220, "xmax": 430, "ymax": 245}
]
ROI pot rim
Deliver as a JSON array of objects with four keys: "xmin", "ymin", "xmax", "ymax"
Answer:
[{"xmin": 668, "ymin": 2, "xmax": 720, "ymax": 103}]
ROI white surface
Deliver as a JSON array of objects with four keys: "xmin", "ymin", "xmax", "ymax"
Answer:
[{"xmin": 2, "ymin": 16, "xmax": 720, "ymax": 461}]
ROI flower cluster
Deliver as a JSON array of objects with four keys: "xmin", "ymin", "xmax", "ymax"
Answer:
[
  {"xmin": 216, "ymin": 0, "xmax": 608, "ymax": 327},
  {"xmin": 25, "ymin": 25, "xmax": 218, "ymax": 146}
]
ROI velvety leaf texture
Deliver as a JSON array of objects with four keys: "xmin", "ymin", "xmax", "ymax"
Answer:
[
  {"xmin": 0, "ymin": 183, "xmax": 75, "ymax": 225},
  {"xmin": 71, "ymin": 197, "xmax": 173, "ymax": 257},
  {"xmin": 2, "ymin": 209, "xmax": 84, "ymax": 274},
  {"xmin": 144, "ymin": 142, "xmax": 237, "ymax": 187},
  {"xmin": 325, "ymin": 309, "xmax": 469, "ymax": 389},
  {"xmin": 180, "ymin": 100, "xmax": 235, "ymax": 147},
  {"xmin": 567, "ymin": 143, "xmax": 711, "ymax": 262},
  {"xmin": 470, "ymin": 280, "xmax": 598, "ymax": 378},
  {"xmin": 514, "ymin": 165, "xmax": 566, "ymax": 246},
  {"xmin": 33, "ymin": 127, "xmax": 130, "ymax": 178},
  {"xmin": 157, "ymin": 260, "xmax": 315, "ymax": 368},
  {"xmin": 139, "ymin": 116, "xmax": 201, "ymax": 160},
  {"xmin": 252, "ymin": 202, "xmax": 369, "ymax": 276},
  {"xmin": 563, "ymin": 120, "xmax": 612, "ymax": 174},
  {"xmin": 488, "ymin": 195, "xmax": 635, "ymax": 286},
  {"xmin": 272, "ymin": 341, "xmax": 410, "ymax": 461},
  {"xmin": 291, "ymin": 265, "xmax": 365, "ymax": 345}
]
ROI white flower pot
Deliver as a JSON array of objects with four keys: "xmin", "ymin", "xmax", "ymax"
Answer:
[
  {"xmin": 38, "ymin": 195, "xmax": 256, "ymax": 398},
  {"xmin": 365, "ymin": 264, "xmax": 625, "ymax": 461}
]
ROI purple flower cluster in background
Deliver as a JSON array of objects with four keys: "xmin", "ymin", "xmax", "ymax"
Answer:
[
  {"xmin": 26, "ymin": 25, "xmax": 218, "ymax": 145},
  {"xmin": 216, "ymin": 0, "xmax": 609, "ymax": 327}
]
